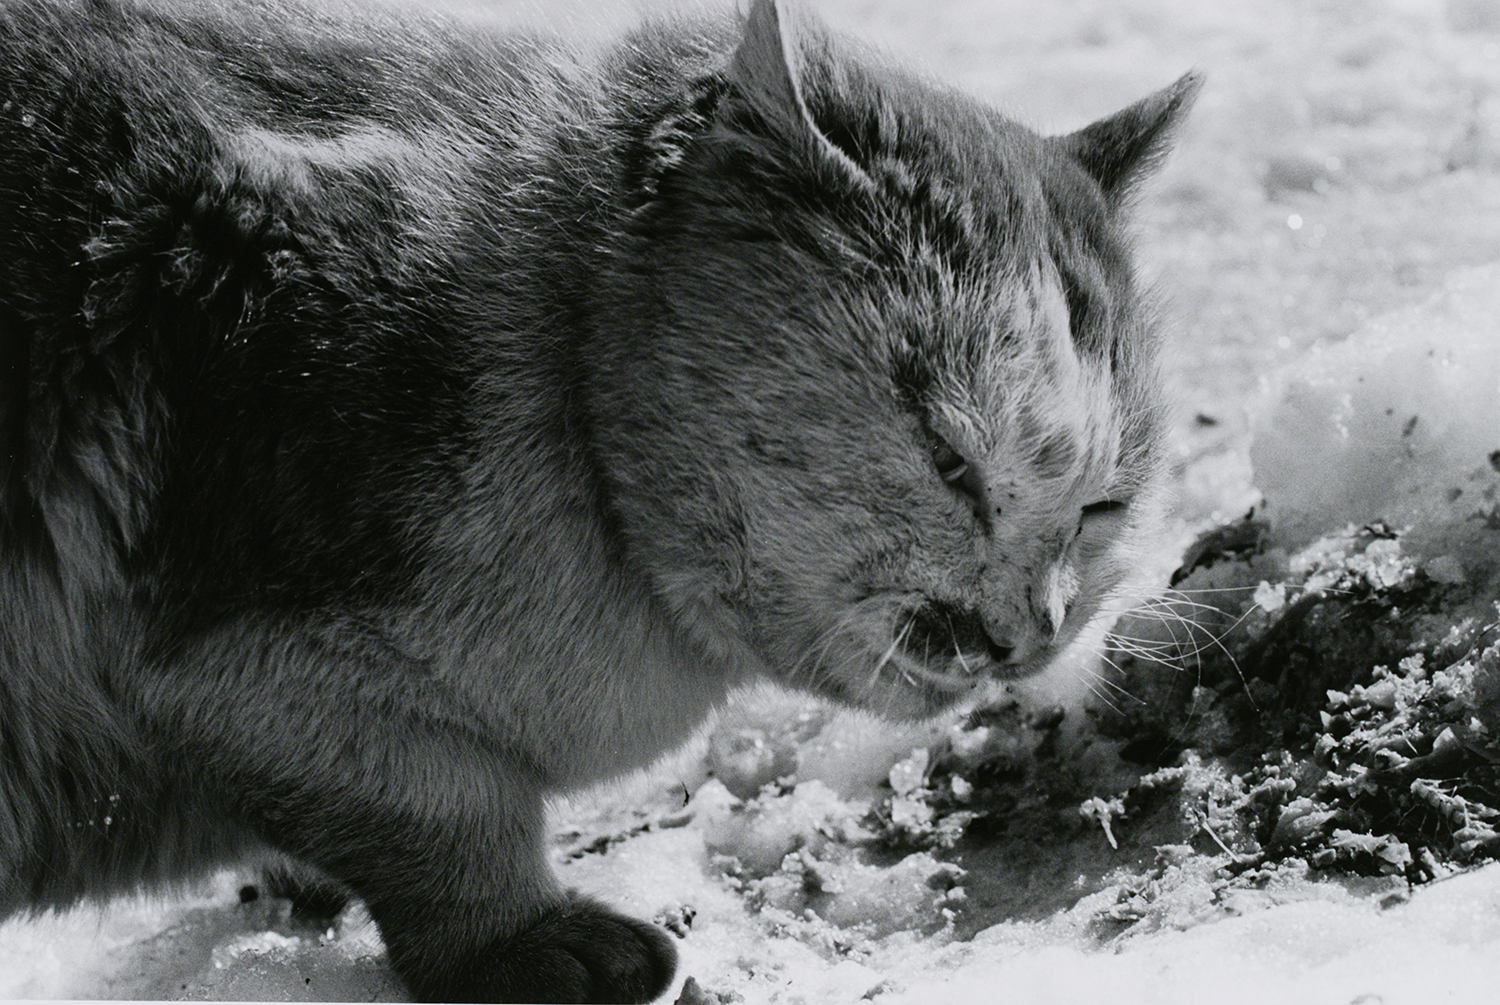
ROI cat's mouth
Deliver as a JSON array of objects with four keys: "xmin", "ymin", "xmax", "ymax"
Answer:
[
  {"xmin": 812, "ymin": 594, "xmax": 1047, "ymax": 715},
  {"xmin": 893, "ymin": 600, "xmax": 1016, "ymax": 689}
]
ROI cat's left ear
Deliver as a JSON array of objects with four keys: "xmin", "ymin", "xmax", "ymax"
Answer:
[
  {"xmin": 728, "ymin": 0, "xmax": 870, "ymax": 185},
  {"xmin": 1061, "ymin": 71, "xmax": 1203, "ymax": 206}
]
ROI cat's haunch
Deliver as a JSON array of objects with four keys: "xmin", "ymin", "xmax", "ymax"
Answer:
[{"xmin": 0, "ymin": 0, "xmax": 1198, "ymax": 1000}]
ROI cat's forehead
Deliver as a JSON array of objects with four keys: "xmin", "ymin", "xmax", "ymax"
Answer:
[
  {"xmin": 852, "ymin": 79, "xmax": 1095, "ymax": 223},
  {"xmin": 845, "ymin": 91, "xmax": 1128, "ymax": 341},
  {"xmin": 929, "ymin": 262, "xmax": 1121, "ymax": 484},
  {"xmin": 865, "ymin": 99, "xmax": 1137, "ymax": 471},
  {"xmin": 797, "ymin": 51, "xmax": 1157, "ymax": 493}
]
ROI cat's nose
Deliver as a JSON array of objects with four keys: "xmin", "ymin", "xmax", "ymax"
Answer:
[
  {"xmin": 983, "ymin": 633, "xmax": 1014, "ymax": 664},
  {"xmin": 976, "ymin": 615, "xmax": 1015, "ymax": 664},
  {"xmin": 984, "ymin": 613, "xmax": 1051, "ymax": 666},
  {"xmin": 1029, "ymin": 575, "xmax": 1073, "ymax": 641}
]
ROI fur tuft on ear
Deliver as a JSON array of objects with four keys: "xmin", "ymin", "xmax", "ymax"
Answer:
[
  {"xmin": 729, "ymin": 0, "xmax": 808, "ymax": 130},
  {"xmin": 1062, "ymin": 70, "xmax": 1203, "ymax": 205},
  {"xmin": 727, "ymin": 0, "xmax": 869, "ymax": 184}
]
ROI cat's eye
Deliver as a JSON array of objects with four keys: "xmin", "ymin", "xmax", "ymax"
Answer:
[
  {"xmin": 1081, "ymin": 499, "xmax": 1128, "ymax": 518},
  {"xmin": 1076, "ymin": 498, "xmax": 1128, "ymax": 540},
  {"xmin": 930, "ymin": 439, "xmax": 970, "ymax": 485},
  {"xmin": 928, "ymin": 433, "xmax": 990, "ymax": 514}
]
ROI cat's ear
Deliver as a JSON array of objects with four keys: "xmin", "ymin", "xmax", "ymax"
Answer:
[
  {"xmin": 1061, "ymin": 71, "xmax": 1203, "ymax": 206},
  {"xmin": 727, "ymin": 0, "xmax": 869, "ymax": 185}
]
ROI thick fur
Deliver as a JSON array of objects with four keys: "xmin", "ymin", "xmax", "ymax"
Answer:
[{"xmin": 0, "ymin": 0, "xmax": 1198, "ymax": 1000}]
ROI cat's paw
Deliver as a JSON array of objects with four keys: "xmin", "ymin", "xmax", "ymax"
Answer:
[{"xmin": 408, "ymin": 893, "xmax": 678, "ymax": 1003}]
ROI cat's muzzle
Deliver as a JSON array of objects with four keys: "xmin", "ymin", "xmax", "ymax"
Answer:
[{"xmin": 900, "ymin": 600, "xmax": 1014, "ymax": 674}]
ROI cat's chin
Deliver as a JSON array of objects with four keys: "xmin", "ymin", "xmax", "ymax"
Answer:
[
  {"xmin": 842, "ymin": 676, "xmax": 998, "ymax": 722},
  {"xmin": 818, "ymin": 649, "xmax": 1053, "ymax": 721}
]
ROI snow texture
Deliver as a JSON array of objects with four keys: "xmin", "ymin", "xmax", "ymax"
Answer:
[{"xmin": 1253, "ymin": 263, "xmax": 1500, "ymax": 553}]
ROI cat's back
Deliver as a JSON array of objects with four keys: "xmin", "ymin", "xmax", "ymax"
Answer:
[
  {"xmin": 0, "ymin": 0, "xmax": 736, "ymax": 344},
  {"xmin": 0, "ymin": 0, "xmax": 616, "ymax": 608},
  {"xmin": 0, "ymin": 0, "xmax": 585, "ymax": 214},
  {"xmin": 0, "ymin": 0, "xmax": 556, "ymax": 113}
]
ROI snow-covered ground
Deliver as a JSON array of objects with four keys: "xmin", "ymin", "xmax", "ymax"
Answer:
[
  {"xmin": 7, "ymin": 731, "xmax": 1500, "ymax": 1003},
  {"xmin": 5, "ymin": 0, "xmax": 1500, "ymax": 1001}
]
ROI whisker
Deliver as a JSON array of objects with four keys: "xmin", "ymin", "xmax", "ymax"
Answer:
[
  {"xmin": 1104, "ymin": 586, "xmax": 1266, "ymax": 708},
  {"xmin": 1104, "ymin": 642, "xmax": 1194, "ymax": 666},
  {"xmin": 1077, "ymin": 665, "xmax": 1127, "ymax": 715},
  {"xmin": 1083, "ymin": 649, "xmax": 1149, "ymax": 706},
  {"xmin": 1083, "ymin": 680, "xmax": 1123, "ymax": 716},
  {"xmin": 954, "ymin": 644, "xmax": 973, "ymax": 677},
  {"xmin": 870, "ymin": 615, "xmax": 915, "ymax": 690}
]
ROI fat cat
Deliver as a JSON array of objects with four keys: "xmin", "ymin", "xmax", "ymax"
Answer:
[{"xmin": 0, "ymin": 0, "xmax": 1198, "ymax": 1000}]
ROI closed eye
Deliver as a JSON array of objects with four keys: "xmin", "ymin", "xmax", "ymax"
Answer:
[
  {"xmin": 931, "ymin": 439, "xmax": 969, "ymax": 485},
  {"xmin": 1081, "ymin": 499, "xmax": 1128, "ymax": 518},
  {"xmin": 928, "ymin": 432, "xmax": 989, "ymax": 510},
  {"xmin": 1075, "ymin": 498, "xmax": 1130, "ymax": 545}
]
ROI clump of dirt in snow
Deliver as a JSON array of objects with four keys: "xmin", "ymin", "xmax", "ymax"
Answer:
[
  {"xmin": 770, "ymin": 512, "xmax": 1500, "ymax": 949},
  {"xmin": 1085, "ymin": 517, "xmax": 1500, "ymax": 894}
]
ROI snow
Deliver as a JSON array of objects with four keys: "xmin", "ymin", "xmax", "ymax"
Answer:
[
  {"xmin": 1252, "ymin": 263, "xmax": 1500, "ymax": 552},
  {"xmin": 10, "ymin": 797, "xmax": 1500, "ymax": 1003},
  {"xmin": 876, "ymin": 868, "xmax": 1500, "ymax": 1005}
]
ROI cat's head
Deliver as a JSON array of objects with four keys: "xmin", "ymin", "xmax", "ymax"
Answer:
[{"xmin": 593, "ymin": 0, "xmax": 1199, "ymax": 718}]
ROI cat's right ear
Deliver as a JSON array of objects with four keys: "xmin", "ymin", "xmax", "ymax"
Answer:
[
  {"xmin": 726, "ymin": 0, "xmax": 871, "ymax": 186},
  {"xmin": 1061, "ymin": 71, "xmax": 1203, "ymax": 207}
]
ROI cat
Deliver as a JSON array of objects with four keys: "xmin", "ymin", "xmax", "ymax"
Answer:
[{"xmin": 0, "ymin": 0, "xmax": 1199, "ymax": 1000}]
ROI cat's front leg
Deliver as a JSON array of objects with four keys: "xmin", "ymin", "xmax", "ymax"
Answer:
[
  {"xmin": 339, "ymin": 795, "xmax": 677, "ymax": 1003},
  {"xmin": 141, "ymin": 627, "xmax": 677, "ymax": 1003},
  {"xmin": 265, "ymin": 773, "xmax": 677, "ymax": 1004}
]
